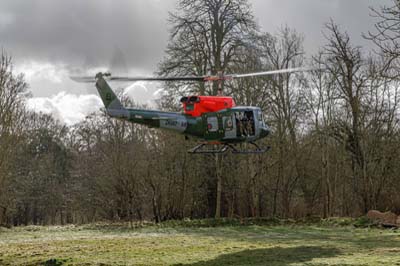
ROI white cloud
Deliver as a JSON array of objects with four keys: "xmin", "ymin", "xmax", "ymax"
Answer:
[
  {"xmin": 15, "ymin": 61, "xmax": 68, "ymax": 84},
  {"xmin": 153, "ymin": 88, "xmax": 165, "ymax": 98},
  {"xmin": 26, "ymin": 82, "xmax": 165, "ymax": 125},
  {"xmin": 27, "ymin": 92, "xmax": 102, "ymax": 125},
  {"xmin": 123, "ymin": 82, "xmax": 153, "ymax": 106},
  {"xmin": 18, "ymin": 61, "xmax": 166, "ymax": 125},
  {"xmin": 113, "ymin": 80, "xmax": 164, "ymax": 107}
]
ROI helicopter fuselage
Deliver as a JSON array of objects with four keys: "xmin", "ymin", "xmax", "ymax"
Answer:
[
  {"xmin": 90, "ymin": 73, "xmax": 271, "ymax": 153},
  {"xmin": 107, "ymin": 106, "xmax": 270, "ymax": 143}
]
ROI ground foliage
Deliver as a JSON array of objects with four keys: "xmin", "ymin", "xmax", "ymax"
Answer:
[{"xmin": 0, "ymin": 221, "xmax": 399, "ymax": 265}]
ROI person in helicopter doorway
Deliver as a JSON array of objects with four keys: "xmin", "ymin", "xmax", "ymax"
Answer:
[
  {"xmin": 240, "ymin": 112, "xmax": 248, "ymax": 136},
  {"xmin": 235, "ymin": 112, "xmax": 246, "ymax": 137},
  {"xmin": 245, "ymin": 111, "xmax": 254, "ymax": 136},
  {"xmin": 235, "ymin": 113, "xmax": 240, "ymax": 137}
]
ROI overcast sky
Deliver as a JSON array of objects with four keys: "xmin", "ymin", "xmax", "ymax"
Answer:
[{"xmin": 0, "ymin": 0, "xmax": 393, "ymax": 124}]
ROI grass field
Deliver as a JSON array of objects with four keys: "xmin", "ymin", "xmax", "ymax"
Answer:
[{"xmin": 0, "ymin": 221, "xmax": 399, "ymax": 266}]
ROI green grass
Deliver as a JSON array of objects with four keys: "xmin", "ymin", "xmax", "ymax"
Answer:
[{"xmin": 0, "ymin": 221, "xmax": 399, "ymax": 266}]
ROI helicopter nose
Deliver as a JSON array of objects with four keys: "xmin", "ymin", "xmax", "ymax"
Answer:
[{"xmin": 260, "ymin": 126, "xmax": 270, "ymax": 138}]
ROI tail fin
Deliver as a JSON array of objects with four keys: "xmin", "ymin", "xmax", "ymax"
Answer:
[{"xmin": 95, "ymin": 73, "xmax": 124, "ymax": 110}]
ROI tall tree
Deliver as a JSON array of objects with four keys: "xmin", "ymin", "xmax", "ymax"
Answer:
[
  {"xmin": 319, "ymin": 21, "xmax": 400, "ymax": 214},
  {"xmin": 259, "ymin": 27, "xmax": 306, "ymax": 217},
  {"xmin": 0, "ymin": 52, "xmax": 28, "ymax": 225},
  {"xmin": 159, "ymin": 0, "xmax": 257, "ymax": 218},
  {"xmin": 323, "ymin": 21, "xmax": 370, "ymax": 213}
]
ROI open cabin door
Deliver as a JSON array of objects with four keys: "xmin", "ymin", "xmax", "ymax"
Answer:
[{"xmin": 234, "ymin": 110, "xmax": 255, "ymax": 138}]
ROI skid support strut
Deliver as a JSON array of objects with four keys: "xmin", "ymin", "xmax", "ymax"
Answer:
[{"xmin": 188, "ymin": 142, "xmax": 270, "ymax": 154}]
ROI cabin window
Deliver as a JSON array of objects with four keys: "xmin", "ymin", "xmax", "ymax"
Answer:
[
  {"xmin": 207, "ymin": 116, "xmax": 218, "ymax": 132},
  {"xmin": 223, "ymin": 116, "xmax": 234, "ymax": 131}
]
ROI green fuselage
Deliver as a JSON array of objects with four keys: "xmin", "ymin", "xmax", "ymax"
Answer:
[{"xmin": 107, "ymin": 106, "xmax": 270, "ymax": 143}]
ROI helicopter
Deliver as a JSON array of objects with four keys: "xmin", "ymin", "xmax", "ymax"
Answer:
[{"xmin": 71, "ymin": 68, "xmax": 310, "ymax": 154}]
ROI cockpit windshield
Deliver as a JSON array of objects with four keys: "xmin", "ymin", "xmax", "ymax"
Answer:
[{"xmin": 257, "ymin": 110, "xmax": 266, "ymax": 126}]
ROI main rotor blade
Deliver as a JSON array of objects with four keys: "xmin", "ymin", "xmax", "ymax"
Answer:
[
  {"xmin": 70, "ymin": 67, "xmax": 317, "ymax": 84},
  {"xmin": 110, "ymin": 67, "xmax": 315, "ymax": 82},
  {"xmin": 70, "ymin": 76, "xmax": 97, "ymax": 83},
  {"xmin": 229, "ymin": 67, "xmax": 315, "ymax": 79},
  {"xmin": 70, "ymin": 75, "xmax": 206, "ymax": 83},
  {"xmin": 108, "ymin": 76, "xmax": 206, "ymax": 82}
]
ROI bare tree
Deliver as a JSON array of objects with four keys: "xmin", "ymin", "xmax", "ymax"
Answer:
[
  {"xmin": 0, "ymin": 52, "xmax": 28, "ymax": 224},
  {"xmin": 159, "ymin": 0, "xmax": 257, "ymax": 219},
  {"xmin": 260, "ymin": 27, "xmax": 306, "ymax": 217},
  {"xmin": 319, "ymin": 21, "xmax": 400, "ymax": 214}
]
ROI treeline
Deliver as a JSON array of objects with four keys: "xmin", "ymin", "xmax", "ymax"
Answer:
[{"xmin": 0, "ymin": 0, "xmax": 399, "ymax": 226}]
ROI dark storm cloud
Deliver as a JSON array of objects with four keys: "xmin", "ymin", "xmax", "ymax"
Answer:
[
  {"xmin": 0, "ymin": 0, "xmax": 393, "ymax": 96},
  {"xmin": 251, "ymin": 0, "xmax": 393, "ymax": 53},
  {"xmin": 0, "ymin": 0, "xmax": 175, "ymax": 71},
  {"xmin": 0, "ymin": 0, "xmax": 392, "ymax": 72}
]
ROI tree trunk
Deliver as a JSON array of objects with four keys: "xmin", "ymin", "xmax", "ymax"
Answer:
[{"xmin": 215, "ymin": 153, "xmax": 223, "ymax": 218}]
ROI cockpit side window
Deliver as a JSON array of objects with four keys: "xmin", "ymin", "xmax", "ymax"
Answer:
[
  {"xmin": 257, "ymin": 111, "xmax": 266, "ymax": 126},
  {"xmin": 256, "ymin": 111, "xmax": 262, "ymax": 121}
]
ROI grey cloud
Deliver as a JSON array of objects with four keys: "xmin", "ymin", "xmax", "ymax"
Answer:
[
  {"xmin": 1, "ymin": 0, "xmax": 176, "ymax": 71},
  {"xmin": 1, "ymin": 0, "xmax": 394, "ymax": 101},
  {"xmin": 251, "ymin": 0, "xmax": 393, "ymax": 53},
  {"xmin": 1, "ymin": 0, "xmax": 392, "ymax": 73}
]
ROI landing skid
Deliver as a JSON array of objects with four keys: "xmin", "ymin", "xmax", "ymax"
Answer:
[
  {"xmin": 188, "ymin": 142, "xmax": 270, "ymax": 154},
  {"xmin": 227, "ymin": 142, "xmax": 271, "ymax": 154},
  {"xmin": 188, "ymin": 143, "xmax": 229, "ymax": 154}
]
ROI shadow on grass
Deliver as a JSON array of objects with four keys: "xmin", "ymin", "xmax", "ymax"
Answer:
[
  {"xmin": 348, "ymin": 234, "xmax": 400, "ymax": 250},
  {"xmin": 175, "ymin": 246, "xmax": 340, "ymax": 266},
  {"xmin": 171, "ymin": 225, "xmax": 400, "ymax": 251}
]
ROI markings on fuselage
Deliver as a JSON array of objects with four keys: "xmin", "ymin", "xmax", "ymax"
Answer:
[
  {"xmin": 165, "ymin": 120, "xmax": 178, "ymax": 126},
  {"xmin": 160, "ymin": 118, "xmax": 187, "ymax": 132}
]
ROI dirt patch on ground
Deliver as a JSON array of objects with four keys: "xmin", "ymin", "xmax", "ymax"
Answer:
[{"xmin": 367, "ymin": 210, "xmax": 398, "ymax": 225}]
